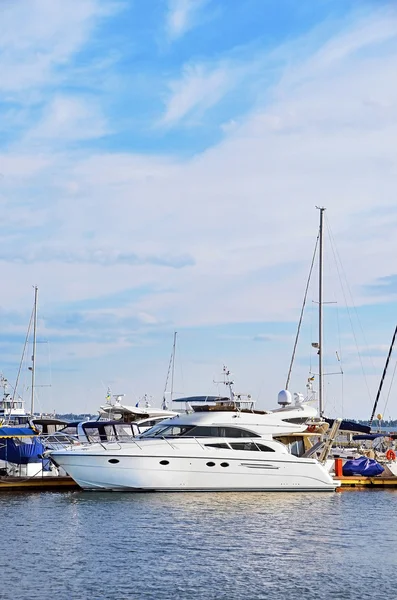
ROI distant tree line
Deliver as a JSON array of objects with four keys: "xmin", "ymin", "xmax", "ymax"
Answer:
[
  {"xmin": 56, "ymin": 413, "xmax": 96, "ymax": 420},
  {"xmin": 357, "ymin": 419, "xmax": 397, "ymax": 426}
]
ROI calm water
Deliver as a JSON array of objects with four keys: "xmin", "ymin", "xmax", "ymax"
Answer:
[{"xmin": 2, "ymin": 489, "xmax": 396, "ymax": 600}]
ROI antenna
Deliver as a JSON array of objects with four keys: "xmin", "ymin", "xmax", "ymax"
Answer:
[{"xmin": 213, "ymin": 365, "xmax": 235, "ymax": 402}]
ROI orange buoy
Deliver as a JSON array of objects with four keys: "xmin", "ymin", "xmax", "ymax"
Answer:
[{"xmin": 386, "ymin": 449, "xmax": 396, "ymax": 461}]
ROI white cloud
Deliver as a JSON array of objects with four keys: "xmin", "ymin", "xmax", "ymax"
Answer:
[
  {"xmin": 160, "ymin": 61, "xmax": 239, "ymax": 126},
  {"xmin": 26, "ymin": 96, "xmax": 109, "ymax": 141},
  {"xmin": 0, "ymin": 154, "xmax": 49, "ymax": 178},
  {"xmin": 166, "ymin": 0, "xmax": 209, "ymax": 40},
  {"xmin": 0, "ymin": 0, "xmax": 114, "ymax": 94}
]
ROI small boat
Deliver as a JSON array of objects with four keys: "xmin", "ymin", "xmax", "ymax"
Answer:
[
  {"xmin": 0, "ymin": 375, "xmax": 31, "ymax": 427},
  {"xmin": 0, "ymin": 425, "xmax": 59, "ymax": 478}
]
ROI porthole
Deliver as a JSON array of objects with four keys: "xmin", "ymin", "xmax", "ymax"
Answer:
[
  {"xmin": 206, "ymin": 462, "xmax": 216, "ymax": 467},
  {"xmin": 108, "ymin": 459, "xmax": 119, "ymax": 464},
  {"xmin": 220, "ymin": 462, "xmax": 229, "ymax": 468},
  {"xmin": 160, "ymin": 460, "xmax": 169, "ymax": 465}
]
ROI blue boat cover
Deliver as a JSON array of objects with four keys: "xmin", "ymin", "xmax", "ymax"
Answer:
[
  {"xmin": 353, "ymin": 434, "xmax": 391, "ymax": 441},
  {"xmin": 0, "ymin": 427, "xmax": 38, "ymax": 437},
  {"xmin": 342, "ymin": 456, "xmax": 384, "ymax": 477},
  {"xmin": 0, "ymin": 437, "xmax": 45, "ymax": 464},
  {"xmin": 325, "ymin": 419, "xmax": 371, "ymax": 434}
]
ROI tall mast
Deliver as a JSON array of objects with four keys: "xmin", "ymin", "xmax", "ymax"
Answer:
[
  {"xmin": 170, "ymin": 331, "xmax": 177, "ymax": 403},
  {"xmin": 317, "ymin": 207, "xmax": 326, "ymax": 417},
  {"xmin": 31, "ymin": 286, "xmax": 38, "ymax": 415}
]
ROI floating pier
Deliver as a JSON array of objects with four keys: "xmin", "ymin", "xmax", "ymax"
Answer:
[
  {"xmin": 337, "ymin": 475, "xmax": 397, "ymax": 488},
  {"xmin": 0, "ymin": 476, "xmax": 78, "ymax": 490}
]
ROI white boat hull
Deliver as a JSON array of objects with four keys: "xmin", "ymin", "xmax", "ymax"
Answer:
[{"xmin": 51, "ymin": 445, "xmax": 339, "ymax": 492}]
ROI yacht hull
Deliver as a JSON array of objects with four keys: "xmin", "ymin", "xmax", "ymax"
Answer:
[{"xmin": 50, "ymin": 448, "xmax": 339, "ymax": 492}]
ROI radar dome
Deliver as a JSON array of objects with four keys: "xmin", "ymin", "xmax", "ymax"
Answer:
[{"xmin": 278, "ymin": 389, "xmax": 292, "ymax": 406}]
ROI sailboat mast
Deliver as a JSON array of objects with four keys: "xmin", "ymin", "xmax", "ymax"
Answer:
[
  {"xmin": 170, "ymin": 331, "xmax": 177, "ymax": 403},
  {"xmin": 318, "ymin": 207, "xmax": 326, "ymax": 417},
  {"xmin": 31, "ymin": 286, "xmax": 38, "ymax": 415},
  {"xmin": 369, "ymin": 324, "xmax": 397, "ymax": 426}
]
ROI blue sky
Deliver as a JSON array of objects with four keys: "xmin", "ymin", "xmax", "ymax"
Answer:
[{"xmin": 1, "ymin": 0, "xmax": 397, "ymax": 417}]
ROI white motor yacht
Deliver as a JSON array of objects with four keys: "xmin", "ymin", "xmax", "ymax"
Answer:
[{"xmin": 48, "ymin": 394, "xmax": 340, "ymax": 492}]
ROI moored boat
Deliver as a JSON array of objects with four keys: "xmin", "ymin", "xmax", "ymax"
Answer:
[{"xmin": 48, "ymin": 395, "xmax": 340, "ymax": 492}]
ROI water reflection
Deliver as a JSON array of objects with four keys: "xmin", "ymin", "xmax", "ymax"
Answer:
[{"xmin": 1, "ymin": 489, "xmax": 396, "ymax": 600}]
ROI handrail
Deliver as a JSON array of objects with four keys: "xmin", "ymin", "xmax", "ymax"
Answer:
[
  {"xmin": 193, "ymin": 437, "xmax": 205, "ymax": 449},
  {"xmin": 161, "ymin": 436, "xmax": 176, "ymax": 449}
]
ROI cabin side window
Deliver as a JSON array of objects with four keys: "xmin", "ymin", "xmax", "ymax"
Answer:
[
  {"xmin": 289, "ymin": 438, "xmax": 305, "ymax": 457},
  {"xmin": 142, "ymin": 419, "xmax": 164, "ymax": 428},
  {"xmin": 85, "ymin": 429, "xmax": 101, "ymax": 443},
  {"xmin": 205, "ymin": 443, "xmax": 230, "ymax": 449},
  {"xmin": 114, "ymin": 424, "xmax": 135, "ymax": 439},
  {"xmin": 59, "ymin": 425, "xmax": 78, "ymax": 436},
  {"xmin": 104, "ymin": 425, "xmax": 116, "ymax": 441},
  {"xmin": 188, "ymin": 426, "xmax": 260, "ymax": 438},
  {"xmin": 230, "ymin": 442, "xmax": 275, "ymax": 452}
]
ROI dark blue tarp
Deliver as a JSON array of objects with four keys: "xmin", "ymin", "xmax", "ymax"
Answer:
[
  {"xmin": 325, "ymin": 419, "xmax": 371, "ymax": 434},
  {"xmin": 343, "ymin": 456, "xmax": 384, "ymax": 477},
  {"xmin": 0, "ymin": 437, "xmax": 45, "ymax": 464}
]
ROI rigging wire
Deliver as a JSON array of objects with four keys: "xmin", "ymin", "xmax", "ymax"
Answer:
[
  {"xmin": 335, "ymin": 298, "xmax": 344, "ymax": 418},
  {"xmin": 324, "ymin": 229, "xmax": 345, "ymax": 417},
  {"xmin": 309, "ymin": 298, "xmax": 314, "ymax": 375},
  {"xmin": 47, "ymin": 340, "xmax": 53, "ymax": 410},
  {"xmin": 163, "ymin": 347, "xmax": 174, "ymax": 400},
  {"xmin": 12, "ymin": 306, "xmax": 34, "ymax": 403},
  {"xmin": 382, "ymin": 358, "xmax": 397, "ymax": 418},
  {"xmin": 285, "ymin": 233, "xmax": 319, "ymax": 389},
  {"xmin": 321, "ymin": 229, "xmax": 341, "ymax": 415},
  {"xmin": 325, "ymin": 216, "xmax": 373, "ymax": 404},
  {"xmin": 163, "ymin": 332, "xmax": 178, "ymax": 405},
  {"xmin": 326, "ymin": 216, "xmax": 376, "ymax": 375}
]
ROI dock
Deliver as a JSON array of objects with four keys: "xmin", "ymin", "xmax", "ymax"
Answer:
[
  {"xmin": 337, "ymin": 475, "xmax": 397, "ymax": 488},
  {"xmin": 0, "ymin": 476, "xmax": 78, "ymax": 490},
  {"xmin": 2, "ymin": 475, "xmax": 397, "ymax": 491}
]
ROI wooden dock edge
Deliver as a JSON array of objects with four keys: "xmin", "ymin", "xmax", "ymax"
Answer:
[
  {"xmin": 0, "ymin": 476, "xmax": 79, "ymax": 490},
  {"xmin": 337, "ymin": 475, "xmax": 397, "ymax": 487}
]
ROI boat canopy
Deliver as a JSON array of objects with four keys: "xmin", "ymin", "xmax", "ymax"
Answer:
[
  {"xmin": 82, "ymin": 420, "xmax": 139, "ymax": 442},
  {"xmin": 0, "ymin": 433, "xmax": 44, "ymax": 464},
  {"xmin": 0, "ymin": 427, "xmax": 37, "ymax": 438}
]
